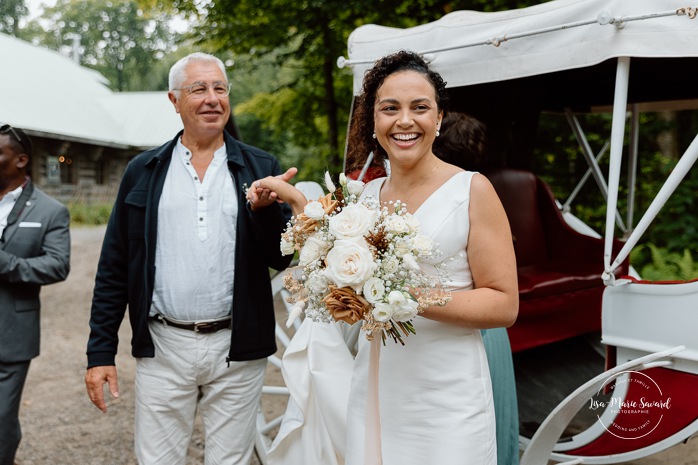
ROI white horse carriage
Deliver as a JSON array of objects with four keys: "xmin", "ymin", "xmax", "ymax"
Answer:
[{"xmin": 256, "ymin": 1, "xmax": 698, "ymax": 463}]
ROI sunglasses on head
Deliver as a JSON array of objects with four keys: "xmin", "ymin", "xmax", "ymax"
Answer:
[{"xmin": 0, "ymin": 124, "xmax": 31, "ymax": 156}]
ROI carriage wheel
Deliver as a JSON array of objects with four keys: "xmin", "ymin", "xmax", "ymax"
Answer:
[{"xmin": 515, "ymin": 334, "xmax": 607, "ymax": 442}]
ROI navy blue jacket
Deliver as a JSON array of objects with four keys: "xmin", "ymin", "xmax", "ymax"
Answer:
[{"xmin": 87, "ymin": 131, "xmax": 292, "ymax": 368}]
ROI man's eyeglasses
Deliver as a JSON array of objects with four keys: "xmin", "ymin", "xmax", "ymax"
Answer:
[
  {"xmin": 174, "ymin": 81, "xmax": 231, "ymax": 99},
  {"xmin": 0, "ymin": 124, "xmax": 31, "ymax": 156}
]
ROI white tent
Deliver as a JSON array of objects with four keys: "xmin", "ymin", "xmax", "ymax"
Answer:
[{"xmin": 0, "ymin": 32, "xmax": 182, "ymax": 149}]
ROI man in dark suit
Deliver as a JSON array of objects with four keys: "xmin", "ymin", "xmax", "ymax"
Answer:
[
  {"xmin": 0, "ymin": 124, "xmax": 71, "ymax": 465},
  {"xmin": 85, "ymin": 52, "xmax": 293, "ymax": 464}
]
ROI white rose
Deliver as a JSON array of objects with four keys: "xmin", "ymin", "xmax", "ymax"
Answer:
[
  {"xmin": 306, "ymin": 271, "xmax": 329, "ymax": 295},
  {"xmin": 387, "ymin": 290, "xmax": 407, "ymax": 306},
  {"xmin": 412, "ymin": 234, "xmax": 435, "ymax": 257},
  {"xmin": 347, "ymin": 180, "xmax": 365, "ymax": 196},
  {"xmin": 393, "ymin": 238, "xmax": 411, "ymax": 256},
  {"xmin": 391, "ymin": 298, "xmax": 419, "ymax": 322},
  {"xmin": 328, "ymin": 203, "xmax": 377, "ymax": 240},
  {"xmin": 303, "ymin": 201, "xmax": 325, "ymax": 220},
  {"xmin": 381, "ymin": 256, "xmax": 399, "ymax": 275},
  {"xmin": 402, "ymin": 253, "xmax": 421, "ymax": 271},
  {"xmin": 298, "ymin": 235, "xmax": 329, "ymax": 266},
  {"xmin": 324, "ymin": 239, "xmax": 377, "ymax": 290},
  {"xmin": 384, "ymin": 214, "xmax": 409, "ymax": 234},
  {"xmin": 372, "ymin": 302, "xmax": 394, "ymax": 322},
  {"xmin": 339, "ymin": 172, "xmax": 348, "ymax": 187},
  {"xmin": 280, "ymin": 238, "xmax": 295, "ymax": 255},
  {"xmin": 403, "ymin": 212, "xmax": 421, "ymax": 233},
  {"xmin": 362, "ymin": 277, "xmax": 385, "ymax": 304}
]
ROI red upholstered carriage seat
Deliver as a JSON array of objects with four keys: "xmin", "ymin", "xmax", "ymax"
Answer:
[
  {"xmin": 346, "ymin": 165, "xmax": 388, "ymax": 183},
  {"xmin": 485, "ymin": 169, "xmax": 628, "ymax": 353}
]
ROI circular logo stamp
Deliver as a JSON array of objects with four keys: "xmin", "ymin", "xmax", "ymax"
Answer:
[{"xmin": 588, "ymin": 370, "xmax": 671, "ymax": 440}]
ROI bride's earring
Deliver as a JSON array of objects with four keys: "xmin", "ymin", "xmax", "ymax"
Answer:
[{"xmin": 372, "ymin": 132, "xmax": 377, "ymax": 139}]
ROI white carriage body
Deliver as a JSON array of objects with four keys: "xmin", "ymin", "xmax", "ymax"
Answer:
[{"xmin": 603, "ymin": 278, "xmax": 698, "ymax": 375}]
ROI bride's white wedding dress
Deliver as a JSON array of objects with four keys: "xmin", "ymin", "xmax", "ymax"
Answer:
[{"xmin": 269, "ymin": 171, "xmax": 497, "ymax": 465}]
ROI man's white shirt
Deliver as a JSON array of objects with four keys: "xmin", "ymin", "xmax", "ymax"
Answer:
[
  {"xmin": 0, "ymin": 184, "xmax": 23, "ymax": 237},
  {"xmin": 151, "ymin": 139, "xmax": 237, "ymax": 321}
]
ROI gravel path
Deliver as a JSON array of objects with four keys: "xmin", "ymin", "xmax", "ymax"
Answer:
[{"xmin": 14, "ymin": 226, "xmax": 698, "ymax": 465}]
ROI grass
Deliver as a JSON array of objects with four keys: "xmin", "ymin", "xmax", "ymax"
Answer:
[{"xmin": 68, "ymin": 203, "xmax": 113, "ymax": 226}]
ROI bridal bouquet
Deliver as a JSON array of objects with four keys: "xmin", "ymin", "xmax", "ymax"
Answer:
[{"xmin": 280, "ymin": 172, "xmax": 451, "ymax": 345}]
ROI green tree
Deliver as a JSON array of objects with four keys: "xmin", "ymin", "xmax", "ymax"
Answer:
[
  {"xmin": 30, "ymin": 0, "xmax": 177, "ymax": 91},
  {"xmin": 0, "ymin": 0, "xmax": 28, "ymax": 37},
  {"xmin": 151, "ymin": 0, "xmax": 544, "ymax": 179}
]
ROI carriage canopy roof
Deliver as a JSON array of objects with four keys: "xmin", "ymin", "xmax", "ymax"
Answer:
[{"xmin": 344, "ymin": 0, "xmax": 698, "ymax": 107}]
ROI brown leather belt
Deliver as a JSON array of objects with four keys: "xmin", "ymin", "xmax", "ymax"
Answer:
[{"xmin": 150, "ymin": 315, "xmax": 231, "ymax": 334}]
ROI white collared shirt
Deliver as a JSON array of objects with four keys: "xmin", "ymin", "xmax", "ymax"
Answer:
[
  {"xmin": 0, "ymin": 184, "xmax": 23, "ymax": 237},
  {"xmin": 151, "ymin": 138, "xmax": 237, "ymax": 321}
]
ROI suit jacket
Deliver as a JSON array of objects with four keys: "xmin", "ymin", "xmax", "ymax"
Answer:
[
  {"xmin": 87, "ymin": 131, "xmax": 293, "ymax": 368},
  {"xmin": 0, "ymin": 180, "xmax": 71, "ymax": 362}
]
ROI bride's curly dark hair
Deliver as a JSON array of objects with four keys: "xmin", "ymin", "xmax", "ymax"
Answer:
[{"xmin": 345, "ymin": 50, "xmax": 449, "ymax": 174}]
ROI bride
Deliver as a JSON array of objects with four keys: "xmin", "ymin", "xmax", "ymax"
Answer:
[{"xmin": 248, "ymin": 50, "xmax": 518, "ymax": 465}]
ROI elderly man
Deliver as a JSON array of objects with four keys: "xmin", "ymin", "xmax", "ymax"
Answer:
[
  {"xmin": 85, "ymin": 52, "xmax": 293, "ymax": 464},
  {"xmin": 0, "ymin": 124, "xmax": 70, "ymax": 465}
]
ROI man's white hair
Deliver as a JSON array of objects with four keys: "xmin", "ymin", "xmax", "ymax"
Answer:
[{"xmin": 168, "ymin": 52, "xmax": 227, "ymax": 94}]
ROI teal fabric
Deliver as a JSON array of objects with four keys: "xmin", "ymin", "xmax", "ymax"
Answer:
[{"xmin": 483, "ymin": 328, "xmax": 520, "ymax": 465}]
